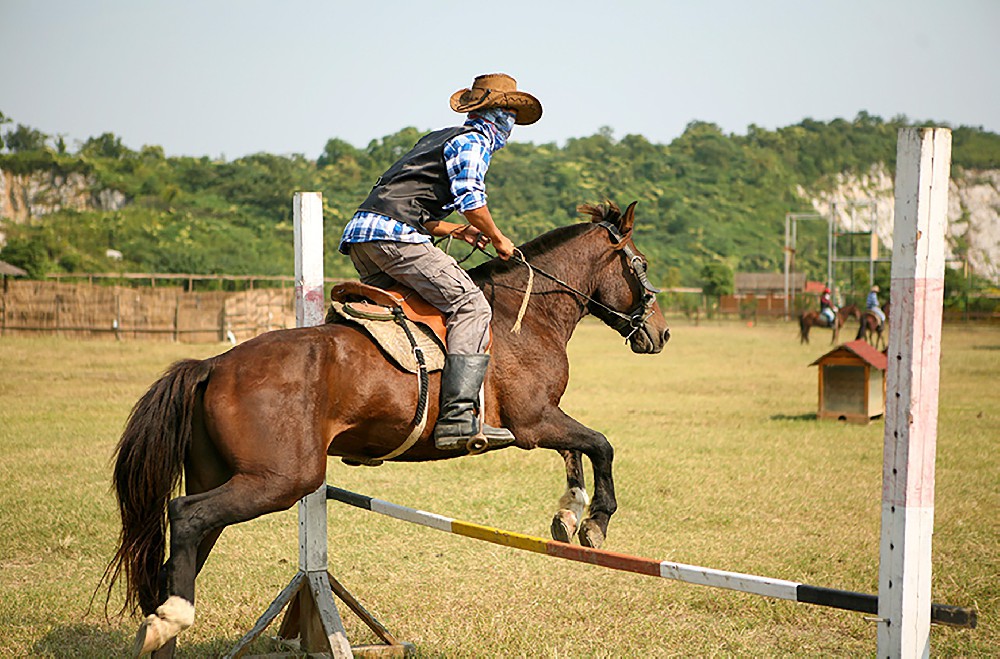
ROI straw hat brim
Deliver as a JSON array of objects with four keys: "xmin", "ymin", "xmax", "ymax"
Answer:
[{"xmin": 449, "ymin": 88, "xmax": 543, "ymax": 125}]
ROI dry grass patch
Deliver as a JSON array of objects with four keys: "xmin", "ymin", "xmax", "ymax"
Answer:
[{"xmin": 0, "ymin": 321, "xmax": 996, "ymax": 657}]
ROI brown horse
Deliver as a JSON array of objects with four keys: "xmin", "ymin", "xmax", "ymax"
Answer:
[
  {"xmin": 856, "ymin": 302, "xmax": 890, "ymax": 350},
  {"xmin": 101, "ymin": 201, "xmax": 670, "ymax": 655},
  {"xmin": 798, "ymin": 303, "xmax": 860, "ymax": 344}
]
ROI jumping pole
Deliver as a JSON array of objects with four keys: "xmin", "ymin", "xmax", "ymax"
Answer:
[
  {"xmin": 877, "ymin": 127, "xmax": 952, "ymax": 658},
  {"xmin": 228, "ymin": 192, "xmax": 411, "ymax": 659},
  {"xmin": 326, "ymin": 486, "xmax": 976, "ymax": 629}
]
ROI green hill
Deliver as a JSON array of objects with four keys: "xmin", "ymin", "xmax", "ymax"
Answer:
[{"xmin": 2, "ymin": 111, "xmax": 998, "ymax": 290}]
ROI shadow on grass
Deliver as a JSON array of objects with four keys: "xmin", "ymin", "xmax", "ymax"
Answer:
[
  {"xmin": 770, "ymin": 413, "xmax": 818, "ymax": 422},
  {"xmin": 31, "ymin": 624, "xmax": 131, "ymax": 658},
  {"xmin": 31, "ymin": 623, "xmax": 247, "ymax": 658},
  {"xmin": 972, "ymin": 344, "xmax": 1000, "ymax": 351},
  {"xmin": 33, "ymin": 624, "xmax": 425, "ymax": 658}
]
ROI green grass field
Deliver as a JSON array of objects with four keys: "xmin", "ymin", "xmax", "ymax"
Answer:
[{"xmin": 1, "ymin": 319, "xmax": 997, "ymax": 657}]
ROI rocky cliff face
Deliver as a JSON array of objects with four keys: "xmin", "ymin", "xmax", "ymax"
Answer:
[
  {"xmin": 2, "ymin": 163, "xmax": 998, "ymax": 282},
  {"xmin": 0, "ymin": 169, "xmax": 127, "ymax": 224},
  {"xmin": 805, "ymin": 166, "xmax": 1000, "ymax": 282}
]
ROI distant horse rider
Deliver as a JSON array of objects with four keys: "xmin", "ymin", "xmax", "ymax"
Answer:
[
  {"xmin": 338, "ymin": 73, "xmax": 543, "ymax": 450},
  {"xmin": 819, "ymin": 286, "xmax": 837, "ymax": 325},
  {"xmin": 866, "ymin": 284, "xmax": 885, "ymax": 330}
]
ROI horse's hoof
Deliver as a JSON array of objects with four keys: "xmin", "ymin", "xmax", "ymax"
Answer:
[
  {"xmin": 550, "ymin": 509, "xmax": 578, "ymax": 543},
  {"xmin": 578, "ymin": 519, "xmax": 606, "ymax": 549},
  {"xmin": 132, "ymin": 596, "xmax": 195, "ymax": 656},
  {"xmin": 132, "ymin": 615, "xmax": 162, "ymax": 656}
]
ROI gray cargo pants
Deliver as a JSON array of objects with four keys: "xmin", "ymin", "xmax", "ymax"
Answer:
[{"xmin": 348, "ymin": 240, "xmax": 492, "ymax": 354}]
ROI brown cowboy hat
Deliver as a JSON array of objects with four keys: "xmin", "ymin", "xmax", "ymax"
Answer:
[{"xmin": 450, "ymin": 73, "xmax": 542, "ymax": 125}]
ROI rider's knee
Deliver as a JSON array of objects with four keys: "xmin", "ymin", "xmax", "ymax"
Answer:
[{"xmin": 455, "ymin": 291, "xmax": 492, "ymax": 324}]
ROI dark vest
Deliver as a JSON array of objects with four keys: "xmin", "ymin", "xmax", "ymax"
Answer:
[{"xmin": 358, "ymin": 125, "xmax": 479, "ymax": 233}]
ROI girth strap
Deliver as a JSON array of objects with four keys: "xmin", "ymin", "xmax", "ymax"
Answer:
[
  {"xmin": 375, "ymin": 309, "xmax": 430, "ymax": 461},
  {"xmin": 340, "ymin": 307, "xmax": 430, "ymax": 467}
]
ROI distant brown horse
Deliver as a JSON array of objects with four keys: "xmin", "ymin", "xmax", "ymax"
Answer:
[
  {"xmin": 798, "ymin": 303, "xmax": 860, "ymax": 344},
  {"xmin": 101, "ymin": 201, "xmax": 670, "ymax": 656},
  {"xmin": 856, "ymin": 302, "xmax": 890, "ymax": 350}
]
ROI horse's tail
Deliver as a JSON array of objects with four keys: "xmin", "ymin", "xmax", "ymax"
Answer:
[
  {"xmin": 100, "ymin": 358, "xmax": 214, "ymax": 617},
  {"xmin": 799, "ymin": 313, "xmax": 809, "ymax": 344}
]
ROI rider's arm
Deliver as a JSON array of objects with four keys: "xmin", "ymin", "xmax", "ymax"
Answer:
[
  {"xmin": 442, "ymin": 132, "xmax": 514, "ymax": 260},
  {"xmin": 421, "ymin": 218, "xmax": 497, "ymax": 252},
  {"xmin": 424, "ymin": 220, "xmax": 467, "ymax": 237}
]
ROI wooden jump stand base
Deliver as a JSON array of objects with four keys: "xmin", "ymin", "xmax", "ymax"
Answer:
[
  {"xmin": 226, "ymin": 568, "xmax": 414, "ymax": 658},
  {"xmin": 225, "ymin": 486, "xmax": 414, "ymax": 659}
]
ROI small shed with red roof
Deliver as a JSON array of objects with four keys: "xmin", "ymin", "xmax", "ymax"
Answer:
[{"xmin": 810, "ymin": 339, "xmax": 888, "ymax": 423}]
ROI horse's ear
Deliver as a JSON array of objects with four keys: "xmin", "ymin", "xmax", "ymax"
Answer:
[{"xmin": 620, "ymin": 201, "xmax": 638, "ymax": 235}]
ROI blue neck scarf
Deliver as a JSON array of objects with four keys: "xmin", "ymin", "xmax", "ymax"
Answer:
[{"xmin": 466, "ymin": 108, "xmax": 516, "ymax": 152}]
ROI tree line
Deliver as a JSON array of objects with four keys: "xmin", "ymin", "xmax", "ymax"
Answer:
[{"xmin": 1, "ymin": 109, "xmax": 998, "ymax": 295}]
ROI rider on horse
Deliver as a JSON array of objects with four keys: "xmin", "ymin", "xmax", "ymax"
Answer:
[
  {"xmin": 866, "ymin": 284, "xmax": 885, "ymax": 330},
  {"xmin": 338, "ymin": 73, "xmax": 543, "ymax": 450},
  {"xmin": 819, "ymin": 286, "xmax": 837, "ymax": 325}
]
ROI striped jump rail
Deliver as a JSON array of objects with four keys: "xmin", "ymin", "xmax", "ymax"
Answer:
[{"xmin": 326, "ymin": 486, "xmax": 976, "ymax": 629}]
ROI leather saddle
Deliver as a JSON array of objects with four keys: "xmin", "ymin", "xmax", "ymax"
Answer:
[{"xmin": 329, "ymin": 281, "xmax": 449, "ymax": 348}]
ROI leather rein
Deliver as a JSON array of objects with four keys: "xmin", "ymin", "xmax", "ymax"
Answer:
[{"xmin": 444, "ymin": 221, "xmax": 660, "ymax": 342}]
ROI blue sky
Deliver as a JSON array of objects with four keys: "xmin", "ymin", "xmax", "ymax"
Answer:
[{"xmin": 1, "ymin": 0, "xmax": 997, "ymax": 159}]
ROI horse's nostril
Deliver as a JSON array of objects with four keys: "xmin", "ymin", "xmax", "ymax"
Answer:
[{"xmin": 663, "ymin": 328, "xmax": 671, "ymax": 342}]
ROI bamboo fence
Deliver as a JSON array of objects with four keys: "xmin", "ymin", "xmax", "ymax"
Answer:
[{"xmin": 1, "ymin": 279, "xmax": 298, "ymax": 343}]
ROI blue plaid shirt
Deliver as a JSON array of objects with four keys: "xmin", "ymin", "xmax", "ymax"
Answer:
[{"xmin": 339, "ymin": 116, "xmax": 502, "ymax": 254}]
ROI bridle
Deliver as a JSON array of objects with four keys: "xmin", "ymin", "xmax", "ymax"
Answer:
[
  {"xmin": 583, "ymin": 221, "xmax": 661, "ymax": 342},
  {"xmin": 440, "ymin": 221, "xmax": 660, "ymax": 342}
]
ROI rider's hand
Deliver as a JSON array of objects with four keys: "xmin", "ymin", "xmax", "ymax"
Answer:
[
  {"xmin": 460, "ymin": 205, "xmax": 515, "ymax": 260},
  {"xmin": 492, "ymin": 234, "xmax": 515, "ymax": 260},
  {"xmin": 458, "ymin": 224, "xmax": 486, "ymax": 248}
]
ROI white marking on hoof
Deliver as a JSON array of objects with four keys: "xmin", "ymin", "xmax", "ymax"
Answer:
[
  {"xmin": 132, "ymin": 596, "xmax": 194, "ymax": 656},
  {"xmin": 557, "ymin": 487, "xmax": 589, "ymax": 522}
]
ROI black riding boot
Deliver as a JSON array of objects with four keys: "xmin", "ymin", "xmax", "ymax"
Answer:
[{"xmin": 433, "ymin": 354, "xmax": 515, "ymax": 451}]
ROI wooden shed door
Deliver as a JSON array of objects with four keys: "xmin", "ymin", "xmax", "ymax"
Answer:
[{"xmin": 822, "ymin": 364, "xmax": 866, "ymax": 416}]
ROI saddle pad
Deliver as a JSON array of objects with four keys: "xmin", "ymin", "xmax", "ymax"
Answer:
[{"xmin": 328, "ymin": 300, "xmax": 445, "ymax": 374}]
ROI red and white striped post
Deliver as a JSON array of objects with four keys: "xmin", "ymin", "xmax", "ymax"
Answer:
[{"xmin": 877, "ymin": 127, "xmax": 952, "ymax": 658}]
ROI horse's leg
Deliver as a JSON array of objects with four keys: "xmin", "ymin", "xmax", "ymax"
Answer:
[
  {"xmin": 136, "ymin": 471, "xmax": 321, "ymax": 655},
  {"xmin": 147, "ymin": 530, "xmax": 223, "ymax": 659},
  {"xmin": 550, "ymin": 449, "xmax": 589, "ymax": 543},
  {"xmin": 146, "ymin": 522, "xmax": 224, "ymax": 659},
  {"xmin": 528, "ymin": 412, "xmax": 616, "ymax": 549},
  {"xmin": 147, "ymin": 407, "xmax": 231, "ymax": 658}
]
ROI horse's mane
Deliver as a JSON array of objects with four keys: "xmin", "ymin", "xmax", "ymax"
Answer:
[{"xmin": 470, "ymin": 201, "xmax": 622, "ymax": 284}]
